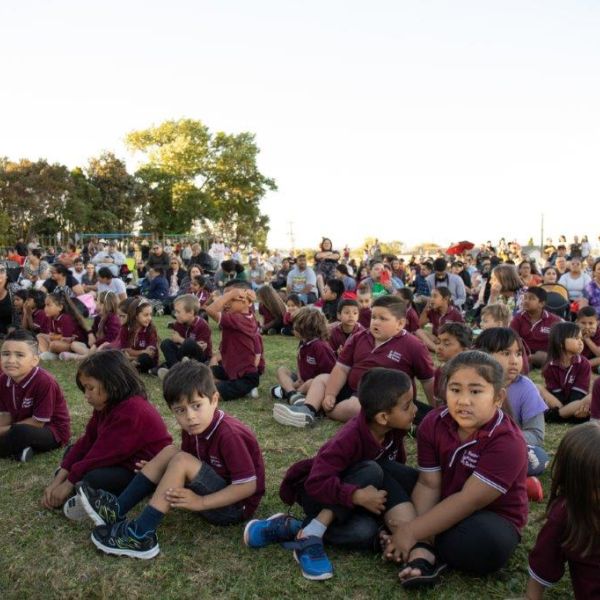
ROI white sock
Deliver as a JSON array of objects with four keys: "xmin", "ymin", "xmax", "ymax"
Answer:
[{"xmin": 301, "ymin": 518, "xmax": 327, "ymax": 539}]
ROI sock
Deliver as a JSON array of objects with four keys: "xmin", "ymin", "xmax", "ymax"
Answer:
[
  {"xmin": 304, "ymin": 404, "xmax": 317, "ymax": 415},
  {"xmin": 301, "ymin": 518, "xmax": 327, "ymax": 539},
  {"xmin": 117, "ymin": 473, "xmax": 157, "ymax": 517},
  {"xmin": 130, "ymin": 505, "xmax": 164, "ymax": 537}
]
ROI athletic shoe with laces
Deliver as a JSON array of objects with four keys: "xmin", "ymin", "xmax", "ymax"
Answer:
[
  {"xmin": 19, "ymin": 447, "xmax": 34, "ymax": 463},
  {"xmin": 243, "ymin": 513, "xmax": 302, "ymax": 548},
  {"xmin": 273, "ymin": 403, "xmax": 316, "ymax": 428},
  {"xmin": 270, "ymin": 385, "xmax": 285, "ymax": 400},
  {"xmin": 288, "ymin": 392, "xmax": 306, "ymax": 406},
  {"xmin": 91, "ymin": 519, "xmax": 159, "ymax": 559},
  {"xmin": 282, "ymin": 535, "xmax": 333, "ymax": 580},
  {"xmin": 77, "ymin": 482, "xmax": 123, "ymax": 526},
  {"xmin": 63, "ymin": 495, "xmax": 88, "ymax": 521}
]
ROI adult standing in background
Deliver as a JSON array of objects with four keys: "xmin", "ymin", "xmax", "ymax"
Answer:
[{"xmin": 314, "ymin": 238, "xmax": 340, "ymax": 297}]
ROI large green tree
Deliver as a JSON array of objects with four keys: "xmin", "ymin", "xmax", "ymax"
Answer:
[{"xmin": 126, "ymin": 119, "xmax": 276, "ymax": 247}]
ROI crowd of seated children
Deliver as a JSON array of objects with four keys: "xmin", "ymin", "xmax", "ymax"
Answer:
[
  {"xmin": 256, "ymin": 284, "xmax": 287, "ymax": 334},
  {"xmin": 119, "ymin": 297, "xmax": 159, "ymax": 374},
  {"xmin": 271, "ymin": 307, "xmax": 336, "ymax": 406},
  {"xmin": 281, "ymin": 293, "xmax": 304, "ymax": 336}
]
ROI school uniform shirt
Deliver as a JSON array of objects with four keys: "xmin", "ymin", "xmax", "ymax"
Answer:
[
  {"xmin": 0, "ymin": 367, "xmax": 70, "ymax": 445},
  {"xmin": 219, "ymin": 311, "xmax": 260, "ymax": 380},
  {"xmin": 404, "ymin": 306, "xmax": 420, "ymax": 334},
  {"xmin": 91, "ymin": 313, "xmax": 121, "ymax": 345},
  {"xmin": 328, "ymin": 322, "xmax": 365, "ymax": 355},
  {"xmin": 426, "ymin": 306, "xmax": 464, "ymax": 337},
  {"xmin": 297, "ymin": 339, "xmax": 336, "ymax": 381},
  {"xmin": 582, "ymin": 327, "xmax": 600, "ymax": 360},
  {"xmin": 49, "ymin": 313, "xmax": 87, "ymax": 343},
  {"xmin": 510, "ymin": 310, "xmax": 562, "ymax": 354},
  {"xmin": 590, "ymin": 377, "xmax": 600, "ymax": 420},
  {"xmin": 542, "ymin": 355, "xmax": 591, "ymax": 398},
  {"xmin": 338, "ymin": 328, "xmax": 434, "ymax": 393},
  {"xmin": 32, "ymin": 308, "xmax": 49, "ymax": 334},
  {"xmin": 417, "ymin": 407, "xmax": 528, "ymax": 533},
  {"xmin": 358, "ymin": 307, "xmax": 371, "ymax": 330},
  {"xmin": 61, "ymin": 395, "xmax": 172, "ymax": 485},
  {"xmin": 180, "ymin": 409, "xmax": 265, "ymax": 519},
  {"xmin": 171, "ymin": 316, "xmax": 212, "ymax": 358},
  {"xmin": 119, "ymin": 325, "xmax": 159, "ymax": 365},
  {"xmin": 258, "ymin": 304, "xmax": 276, "ymax": 327},
  {"xmin": 506, "ymin": 375, "xmax": 547, "ymax": 429},
  {"xmin": 279, "ymin": 409, "xmax": 407, "ymax": 508},
  {"xmin": 528, "ymin": 499, "xmax": 600, "ymax": 600}
]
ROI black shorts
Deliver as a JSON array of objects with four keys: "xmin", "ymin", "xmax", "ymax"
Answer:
[
  {"xmin": 335, "ymin": 383, "xmax": 355, "ymax": 405},
  {"xmin": 211, "ymin": 365, "xmax": 260, "ymax": 401}
]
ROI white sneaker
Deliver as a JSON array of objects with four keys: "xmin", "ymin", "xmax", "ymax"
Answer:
[
  {"xmin": 19, "ymin": 447, "xmax": 34, "ymax": 463},
  {"xmin": 249, "ymin": 387, "xmax": 260, "ymax": 399},
  {"xmin": 270, "ymin": 385, "xmax": 285, "ymax": 400},
  {"xmin": 63, "ymin": 495, "xmax": 88, "ymax": 522},
  {"xmin": 157, "ymin": 367, "xmax": 170, "ymax": 380},
  {"xmin": 40, "ymin": 351, "xmax": 58, "ymax": 361},
  {"xmin": 272, "ymin": 403, "xmax": 316, "ymax": 428}
]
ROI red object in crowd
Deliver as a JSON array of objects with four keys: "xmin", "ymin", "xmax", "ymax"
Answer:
[{"xmin": 446, "ymin": 241, "xmax": 475, "ymax": 255}]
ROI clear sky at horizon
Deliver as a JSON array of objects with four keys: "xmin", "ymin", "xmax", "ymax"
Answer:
[{"xmin": 1, "ymin": 1, "xmax": 599, "ymax": 250}]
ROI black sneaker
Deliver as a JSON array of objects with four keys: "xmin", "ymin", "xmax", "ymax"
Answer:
[
  {"xmin": 19, "ymin": 447, "xmax": 34, "ymax": 463},
  {"xmin": 77, "ymin": 482, "xmax": 123, "ymax": 526},
  {"xmin": 91, "ymin": 520, "xmax": 159, "ymax": 559}
]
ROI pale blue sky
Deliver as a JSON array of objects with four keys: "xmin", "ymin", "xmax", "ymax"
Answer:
[{"xmin": 1, "ymin": 1, "xmax": 599, "ymax": 250}]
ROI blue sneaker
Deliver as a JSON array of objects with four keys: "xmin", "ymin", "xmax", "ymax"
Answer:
[
  {"xmin": 244, "ymin": 512, "xmax": 302, "ymax": 548},
  {"xmin": 91, "ymin": 519, "xmax": 159, "ymax": 559},
  {"xmin": 283, "ymin": 536, "xmax": 334, "ymax": 580}
]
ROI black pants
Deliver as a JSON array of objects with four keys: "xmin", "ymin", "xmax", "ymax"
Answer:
[
  {"xmin": 161, "ymin": 338, "xmax": 209, "ymax": 368},
  {"xmin": 545, "ymin": 390, "xmax": 588, "ymax": 424},
  {"xmin": 136, "ymin": 353, "xmax": 155, "ymax": 374},
  {"xmin": 211, "ymin": 365, "xmax": 259, "ymax": 401},
  {"xmin": 436, "ymin": 510, "xmax": 520, "ymax": 575},
  {"xmin": 298, "ymin": 460, "xmax": 418, "ymax": 551},
  {"xmin": 0, "ymin": 424, "xmax": 60, "ymax": 459}
]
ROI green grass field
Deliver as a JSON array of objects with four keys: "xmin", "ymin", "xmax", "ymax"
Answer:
[{"xmin": 0, "ymin": 318, "xmax": 576, "ymax": 599}]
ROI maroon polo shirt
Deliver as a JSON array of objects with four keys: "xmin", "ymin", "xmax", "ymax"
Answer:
[
  {"xmin": 297, "ymin": 339, "xmax": 336, "ymax": 381},
  {"xmin": 590, "ymin": 377, "xmax": 600, "ymax": 419},
  {"xmin": 582, "ymin": 327, "xmax": 600, "ymax": 360},
  {"xmin": 417, "ymin": 407, "xmax": 528, "ymax": 533},
  {"xmin": 181, "ymin": 409, "xmax": 265, "ymax": 519},
  {"xmin": 258, "ymin": 304, "xmax": 276, "ymax": 326},
  {"xmin": 426, "ymin": 306, "xmax": 464, "ymax": 336},
  {"xmin": 218, "ymin": 311, "xmax": 260, "ymax": 379},
  {"xmin": 338, "ymin": 329, "xmax": 434, "ymax": 393},
  {"xmin": 542, "ymin": 355, "xmax": 591, "ymax": 398},
  {"xmin": 32, "ymin": 309, "xmax": 49, "ymax": 334},
  {"xmin": 405, "ymin": 306, "xmax": 419, "ymax": 333},
  {"xmin": 91, "ymin": 313, "xmax": 121, "ymax": 345},
  {"xmin": 119, "ymin": 325, "xmax": 159, "ymax": 365},
  {"xmin": 528, "ymin": 499, "xmax": 600, "ymax": 599},
  {"xmin": 280, "ymin": 409, "xmax": 407, "ymax": 508},
  {"xmin": 0, "ymin": 367, "xmax": 70, "ymax": 445},
  {"xmin": 328, "ymin": 322, "xmax": 365, "ymax": 355},
  {"xmin": 172, "ymin": 316, "xmax": 213, "ymax": 358},
  {"xmin": 61, "ymin": 395, "xmax": 172, "ymax": 484},
  {"xmin": 358, "ymin": 307, "xmax": 371, "ymax": 329},
  {"xmin": 510, "ymin": 310, "xmax": 562, "ymax": 354},
  {"xmin": 49, "ymin": 313, "xmax": 87, "ymax": 343}
]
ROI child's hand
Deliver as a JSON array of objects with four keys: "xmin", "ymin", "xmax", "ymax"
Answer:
[
  {"xmin": 42, "ymin": 480, "xmax": 74, "ymax": 509},
  {"xmin": 352, "ymin": 485, "xmax": 387, "ymax": 514},
  {"xmin": 134, "ymin": 460, "xmax": 148, "ymax": 472},
  {"xmin": 322, "ymin": 394, "xmax": 337, "ymax": 412},
  {"xmin": 164, "ymin": 487, "xmax": 204, "ymax": 511}
]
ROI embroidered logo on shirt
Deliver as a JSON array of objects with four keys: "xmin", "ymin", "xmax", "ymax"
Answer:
[
  {"xmin": 209, "ymin": 455, "xmax": 223, "ymax": 468},
  {"xmin": 461, "ymin": 450, "xmax": 480, "ymax": 469},
  {"xmin": 540, "ymin": 327, "xmax": 551, "ymax": 334},
  {"xmin": 139, "ymin": 340, "xmax": 146, "ymax": 348},
  {"xmin": 306, "ymin": 356, "xmax": 317, "ymax": 365},
  {"xmin": 387, "ymin": 350, "xmax": 402, "ymax": 362},
  {"xmin": 22, "ymin": 397, "xmax": 33, "ymax": 408}
]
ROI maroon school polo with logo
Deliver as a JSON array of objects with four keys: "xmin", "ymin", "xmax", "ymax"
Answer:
[
  {"xmin": 510, "ymin": 310, "xmax": 561, "ymax": 354},
  {"xmin": 542, "ymin": 355, "xmax": 591, "ymax": 398},
  {"xmin": 172, "ymin": 316, "xmax": 213, "ymax": 358},
  {"xmin": 49, "ymin": 313, "xmax": 87, "ymax": 343},
  {"xmin": 528, "ymin": 499, "xmax": 600, "ymax": 599},
  {"xmin": 181, "ymin": 410, "xmax": 265, "ymax": 518},
  {"xmin": 426, "ymin": 306, "xmax": 464, "ymax": 337},
  {"xmin": 328, "ymin": 322, "xmax": 364, "ymax": 355},
  {"xmin": 91, "ymin": 313, "xmax": 122, "ymax": 345},
  {"xmin": 417, "ymin": 407, "xmax": 528, "ymax": 533},
  {"xmin": 405, "ymin": 306, "xmax": 420, "ymax": 333},
  {"xmin": 218, "ymin": 311, "xmax": 260, "ymax": 380},
  {"xmin": 338, "ymin": 329, "xmax": 434, "ymax": 393},
  {"xmin": 0, "ymin": 367, "xmax": 70, "ymax": 445},
  {"xmin": 32, "ymin": 309, "xmax": 49, "ymax": 334},
  {"xmin": 297, "ymin": 339, "xmax": 336, "ymax": 381}
]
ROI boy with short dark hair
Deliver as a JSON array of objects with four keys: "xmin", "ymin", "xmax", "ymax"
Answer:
[
  {"xmin": 577, "ymin": 306, "xmax": 600, "ymax": 373},
  {"xmin": 78, "ymin": 361, "xmax": 265, "ymax": 559},
  {"xmin": 314, "ymin": 278, "xmax": 345, "ymax": 323},
  {"xmin": 158, "ymin": 294, "xmax": 212, "ymax": 379},
  {"xmin": 0, "ymin": 329, "xmax": 70, "ymax": 462},
  {"xmin": 246, "ymin": 368, "xmax": 419, "ymax": 581},
  {"xmin": 328, "ymin": 299, "xmax": 364, "ymax": 355},
  {"xmin": 206, "ymin": 281, "xmax": 263, "ymax": 400},
  {"xmin": 510, "ymin": 287, "xmax": 561, "ymax": 368},
  {"xmin": 433, "ymin": 322, "xmax": 473, "ymax": 404}
]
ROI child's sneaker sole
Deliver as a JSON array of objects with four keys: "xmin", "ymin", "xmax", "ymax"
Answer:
[
  {"xmin": 63, "ymin": 495, "xmax": 88, "ymax": 522},
  {"xmin": 90, "ymin": 532, "xmax": 160, "ymax": 559},
  {"xmin": 272, "ymin": 404, "xmax": 315, "ymax": 428}
]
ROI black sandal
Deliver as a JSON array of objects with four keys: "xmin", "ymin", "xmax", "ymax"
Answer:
[{"xmin": 399, "ymin": 542, "xmax": 447, "ymax": 589}]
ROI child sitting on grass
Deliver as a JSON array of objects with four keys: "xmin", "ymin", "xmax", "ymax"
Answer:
[
  {"xmin": 577, "ymin": 306, "xmax": 600, "ymax": 373},
  {"xmin": 0, "ymin": 329, "xmax": 70, "ymax": 463},
  {"xmin": 314, "ymin": 278, "xmax": 345, "ymax": 323},
  {"xmin": 256, "ymin": 284, "xmax": 287, "ymax": 334},
  {"xmin": 42, "ymin": 350, "xmax": 172, "ymax": 519},
  {"xmin": 416, "ymin": 287, "xmax": 464, "ymax": 352},
  {"xmin": 328, "ymin": 299, "xmax": 364, "ymax": 356},
  {"xmin": 246, "ymin": 369, "xmax": 419, "ymax": 581},
  {"xmin": 480, "ymin": 303, "xmax": 511, "ymax": 330},
  {"xmin": 271, "ymin": 307, "xmax": 336, "ymax": 405},
  {"xmin": 433, "ymin": 322, "xmax": 473, "ymax": 404},
  {"xmin": 205, "ymin": 281, "xmax": 262, "ymax": 401},
  {"xmin": 77, "ymin": 361, "xmax": 265, "ymax": 559},
  {"xmin": 158, "ymin": 294, "xmax": 212, "ymax": 379},
  {"xmin": 281, "ymin": 293, "xmax": 304, "ymax": 336}
]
